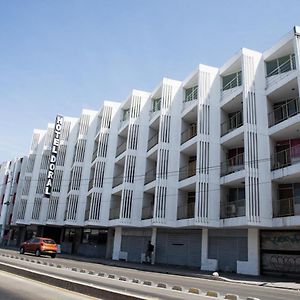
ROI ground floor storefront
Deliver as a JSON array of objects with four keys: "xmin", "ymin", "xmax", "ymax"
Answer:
[
  {"xmin": 260, "ymin": 230, "xmax": 300, "ymax": 277},
  {"xmin": 9, "ymin": 225, "xmax": 112, "ymax": 259},
  {"xmin": 9, "ymin": 225, "xmax": 300, "ymax": 276}
]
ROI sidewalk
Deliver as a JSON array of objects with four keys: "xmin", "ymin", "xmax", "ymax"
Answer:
[
  {"xmin": 2, "ymin": 245, "xmax": 300, "ymax": 291},
  {"xmin": 57, "ymin": 252, "xmax": 300, "ymax": 291}
]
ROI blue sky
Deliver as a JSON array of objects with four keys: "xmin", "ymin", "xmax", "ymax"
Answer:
[{"xmin": 0, "ymin": 0, "xmax": 300, "ymax": 161}]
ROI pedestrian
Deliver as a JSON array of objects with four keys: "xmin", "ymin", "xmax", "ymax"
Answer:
[{"xmin": 145, "ymin": 240, "xmax": 154, "ymax": 263}]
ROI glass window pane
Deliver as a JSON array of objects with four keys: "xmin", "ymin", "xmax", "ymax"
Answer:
[
  {"xmin": 223, "ymin": 73, "xmax": 235, "ymax": 90},
  {"xmin": 238, "ymin": 188, "xmax": 245, "ymax": 200},
  {"xmin": 278, "ymin": 55, "xmax": 291, "ymax": 73},
  {"xmin": 266, "ymin": 59, "xmax": 278, "ymax": 76},
  {"xmin": 287, "ymin": 99, "xmax": 297, "ymax": 116}
]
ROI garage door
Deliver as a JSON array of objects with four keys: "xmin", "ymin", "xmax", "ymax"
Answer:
[
  {"xmin": 156, "ymin": 230, "xmax": 202, "ymax": 267},
  {"xmin": 208, "ymin": 229, "xmax": 247, "ymax": 272},
  {"xmin": 121, "ymin": 235, "xmax": 150, "ymax": 262},
  {"xmin": 261, "ymin": 231, "xmax": 300, "ymax": 277}
]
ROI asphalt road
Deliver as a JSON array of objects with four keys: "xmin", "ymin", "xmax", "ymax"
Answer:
[
  {"xmin": 0, "ymin": 270, "xmax": 99, "ymax": 300},
  {"xmin": 0, "ymin": 248, "xmax": 299, "ymax": 300}
]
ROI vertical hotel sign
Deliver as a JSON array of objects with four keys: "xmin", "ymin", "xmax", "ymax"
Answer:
[{"xmin": 44, "ymin": 115, "xmax": 64, "ymax": 198}]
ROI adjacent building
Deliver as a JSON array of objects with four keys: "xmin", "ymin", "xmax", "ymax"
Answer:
[{"xmin": 5, "ymin": 26, "xmax": 300, "ymax": 276}]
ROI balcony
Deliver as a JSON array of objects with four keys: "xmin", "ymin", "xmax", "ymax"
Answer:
[
  {"xmin": 141, "ymin": 205, "xmax": 154, "ymax": 220},
  {"xmin": 181, "ymin": 124, "xmax": 197, "ymax": 145},
  {"xmin": 144, "ymin": 168, "xmax": 156, "ymax": 185},
  {"xmin": 179, "ymin": 160, "xmax": 196, "ymax": 181},
  {"xmin": 266, "ymin": 54, "xmax": 296, "ymax": 89},
  {"xmin": 221, "ymin": 152, "xmax": 244, "ymax": 176},
  {"xmin": 112, "ymin": 173, "xmax": 123, "ymax": 188},
  {"xmin": 221, "ymin": 111, "xmax": 243, "ymax": 136},
  {"xmin": 109, "ymin": 207, "xmax": 120, "ymax": 220},
  {"xmin": 115, "ymin": 141, "xmax": 127, "ymax": 157},
  {"xmin": 220, "ymin": 199, "xmax": 245, "ymax": 219},
  {"xmin": 147, "ymin": 133, "xmax": 159, "ymax": 151},
  {"xmin": 268, "ymin": 98, "xmax": 300, "ymax": 127},
  {"xmin": 222, "ymin": 71, "xmax": 242, "ymax": 91},
  {"xmin": 177, "ymin": 202, "xmax": 195, "ymax": 220},
  {"xmin": 273, "ymin": 196, "xmax": 300, "ymax": 217},
  {"xmin": 272, "ymin": 144, "xmax": 300, "ymax": 170},
  {"xmin": 182, "ymin": 86, "xmax": 198, "ymax": 111},
  {"xmin": 184, "ymin": 86, "xmax": 198, "ymax": 102}
]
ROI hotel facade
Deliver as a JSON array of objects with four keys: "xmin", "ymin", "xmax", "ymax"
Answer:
[{"xmin": 5, "ymin": 27, "xmax": 300, "ymax": 276}]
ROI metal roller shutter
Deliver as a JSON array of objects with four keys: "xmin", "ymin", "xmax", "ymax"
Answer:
[
  {"xmin": 121, "ymin": 235, "xmax": 150, "ymax": 262},
  {"xmin": 156, "ymin": 230, "xmax": 202, "ymax": 267},
  {"xmin": 208, "ymin": 230, "xmax": 248, "ymax": 272},
  {"xmin": 261, "ymin": 231, "xmax": 300, "ymax": 277}
]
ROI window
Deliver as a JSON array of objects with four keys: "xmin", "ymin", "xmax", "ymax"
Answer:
[
  {"xmin": 184, "ymin": 85, "xmax": 198, "ymax": 102},
  {"xmin": 43, "ymin": 239, "xmax": 55, "ymax": 244},
  {"xmin": 222, "ymin": 71, "xmax": 242, "ymax": 90},
  {"xmin": 63, "ymin": 228, "xmax": 75, "ymax": 242},
  {"xmin": 122, "ymin": 109, "xmax": 130, "ymax": 121},
  {"xmin": 82, "ymin": 229, "xmax": 107, "ymax": 245},
  {"xmin": 266, "ymin": 54, "xmax": 296, "ymax": 77},
  {"xmin": 229, "ymin": 187, "xmax": 245, "ymax": 202},
  {"xmin": 187, "ymin": 192, "xmax": 195, "ymax": 203},
  {"xmin": 152, "ymin": 98, "xmax": 161, "ymax": 112}
]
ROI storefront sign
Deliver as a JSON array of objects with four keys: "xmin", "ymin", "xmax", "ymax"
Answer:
[{"xmin": 44, "ymin": 115, "xmax": 63, "ymax": 198}]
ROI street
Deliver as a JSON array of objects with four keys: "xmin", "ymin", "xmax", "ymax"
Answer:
[{"xmin": 0, "ymin": 248, "xmax": 300, "ymax": 300}]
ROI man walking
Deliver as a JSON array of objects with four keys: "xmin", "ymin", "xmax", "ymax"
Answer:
[{"xmin": 145, "ymin": 240, "xmax": 154, "ymax": 264}]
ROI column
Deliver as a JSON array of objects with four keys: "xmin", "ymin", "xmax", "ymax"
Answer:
[
  {"xmin": 201, "ymin": 229, "xmax": 218, "ymax": 271},
  {"xmin": 112, "ymin": 227, "xmax": 122, "ymax": 260},
  {"xmin": 150, "ymin": 227, "xmax": 157, "ymax": 264},
  {"xmin": 237, "ymin": 228, "xmax": 260, "ymax": 275}
]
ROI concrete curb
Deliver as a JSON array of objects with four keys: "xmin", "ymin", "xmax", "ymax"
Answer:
[
  {"xmin": 0, "ymin": 262, "xmax": 148, "ymax": 300},
  {"xmin": 0, "ymin": 248, "xmax": 299, "ymax": 292},
  {"xmin": 0, "ymin": 257, "xmax": 264, "ymax": 300}
]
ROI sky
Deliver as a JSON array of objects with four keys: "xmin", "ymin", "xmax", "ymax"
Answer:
[{"xmin": 0, "ymin": 0, "xmax": 300, "ymax": 162}]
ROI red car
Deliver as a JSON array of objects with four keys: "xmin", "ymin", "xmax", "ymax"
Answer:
[{"xmin": 20, "ymin": 237, "xmax": 57, "ymax": 258}]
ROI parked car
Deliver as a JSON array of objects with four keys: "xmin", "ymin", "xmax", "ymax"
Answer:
[{"xmin": 20, "ymin": 237, "xmax": 57, "ymax": 258}]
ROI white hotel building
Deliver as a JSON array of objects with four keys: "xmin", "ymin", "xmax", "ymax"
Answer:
[{"xmin": 9, "ymin": 27, "xmax": 300, "ymax": 276}]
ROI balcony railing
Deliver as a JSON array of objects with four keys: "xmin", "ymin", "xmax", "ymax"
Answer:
[
  {"xmin": 220, "ymin": 199, "xmax": 246, "ymax": 219},
  {"xmin": 177, "ymin": 202, "xmax": 195, "ymax": 220},
  {"xmin": 115, "ymin": 141, "xmax": 127, "ymax": 157},
  {"xmin": 268, "ymin": 98, "xmax": 300, "ymax": 127},
  {"xmin": 184, "ymin": 87, "xmax": 198, "ymax": 102},
  {"xmin": 147, "ymin": 133, "xmax": 159, "ymax": 151},
  {"xmin": 112, "ymin": 173, "xmax": 123, "ymax": 188},
  {"xmin": 221, "ymin": 153, "xmax": 244, "ymax": 176},
  {"xmin": 179, "ymin": 160, "xmax": 196, "ymax": 181},
  {"xmin": 222, "ymin": 72, "xmax": 242, "ymax": 91},
  {"xmin": 273, "ymin": 196, "xmax": 300, "ymax": 218},
  {"xmin": 221, "ymin": 111, "xmax": 243, "ymax": 136},
  {"xmin": 144, "ymin": 168, "xmax": 156, "ymax": 185},
  {"xmin": 266, "ymin": 55, "xmax": 296, "ymax": 88},
  {"xmin": 141, "ymin": 205, "xmax": 154, "ymax": 220},
  {"xmin": 181, "ymin": 124, "xmax": 197, "ymax": 144},
  {"xmin": 272, "ymin": 144, "xmax": 300, "ymax": 170},
  {"xmin": 266, "ymin": 54, "xmax": 296, "ymax": 78},
  {"xmin": 109, "ymin": 207, "xmax": 120, "ymax": 220}
]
